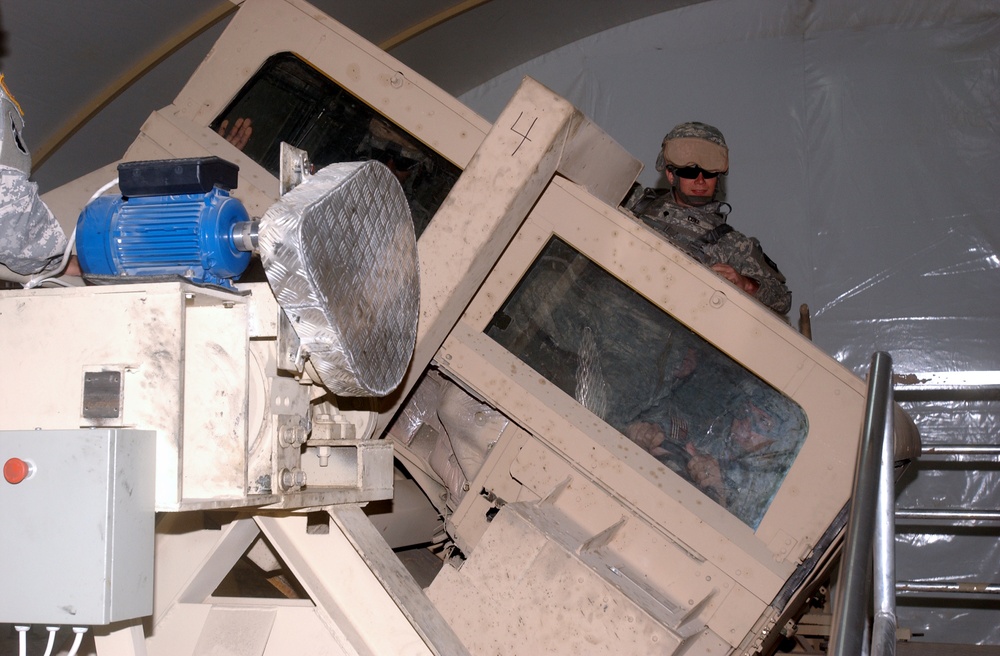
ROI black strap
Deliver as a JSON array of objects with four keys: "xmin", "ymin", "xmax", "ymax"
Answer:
[
  {"xmin": 631, "ymin": 187, "xmax": 669, "ymax": 216},
  {"xmin": 632, "ymin": 188, "xmax": 735, "ymax": 247},
  {"xmin": 700, "ymin": 222, "xmax": 733, "ymax": 245}
]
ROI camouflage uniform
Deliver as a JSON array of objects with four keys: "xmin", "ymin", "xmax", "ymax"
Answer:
[
  {"xmin": 625, "ymin": 188, "xmax": 791, "ymax": 315},
  {"xmin": 0, "ymin": 75, "xmax": 66, "ymax": 276},
  {"xmin": 0, "ymin": 166, "xmax": 66, "ymax": 275}
]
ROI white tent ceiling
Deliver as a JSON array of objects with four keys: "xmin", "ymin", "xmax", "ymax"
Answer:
[{"xmin": 1, "ymin": 0, "xmax": 703, "ymax": 192}]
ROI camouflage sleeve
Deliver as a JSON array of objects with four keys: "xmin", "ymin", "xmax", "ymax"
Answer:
[
  {"xmin": 0, "ymin": 166, "xmax": 67, "ymax": 275},
  {"xmin": 620, "ymin": 183, "xmax": 645, "ymax": 210},
  {"xmin": 709, "ymin": 230, "xmax": 791, "ymax": 315}
]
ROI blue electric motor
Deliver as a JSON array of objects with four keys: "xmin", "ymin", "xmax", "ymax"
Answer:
[{"xmin": 76, "ymin": 157, "xmax": 255, "ymax": 288}]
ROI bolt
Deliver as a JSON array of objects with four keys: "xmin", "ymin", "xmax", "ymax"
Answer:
[
  {"xmin": 278, "ymin": 424, "xmax": 306, "ymax": 447},
  {"xmin": 279, "ymin": 467, "xmax": 306, "ymax": 491}
]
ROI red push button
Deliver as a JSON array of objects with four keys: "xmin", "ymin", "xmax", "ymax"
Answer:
[{"xmin": 4, "ymin": 457, "xmax": 31, "ymax": 484}]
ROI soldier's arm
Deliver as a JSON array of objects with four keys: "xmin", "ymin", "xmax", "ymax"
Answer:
[
  {"xmin": 753, "ymin": 272, "xmax": 792, "ymax": 315},
  {"xmin": 0, "ymin": 166, "xmax": 67, "ymax": 276},
  {"xmin": 714, "ymin": 231, "xmax": 792, "ymax": 315}
]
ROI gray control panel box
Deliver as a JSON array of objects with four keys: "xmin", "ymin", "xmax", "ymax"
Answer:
[{"xmin": 0, "ymin": 429, "xmax": 155, "ymax": 625}]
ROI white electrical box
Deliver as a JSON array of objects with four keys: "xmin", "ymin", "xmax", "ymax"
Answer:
[
  {"xmin": 0, "ymin": 429, "xmax": 156, "ymax": 625},
  {"xmin": 0, "ymin": 282, "xmax": 250, "ymax": 510}
]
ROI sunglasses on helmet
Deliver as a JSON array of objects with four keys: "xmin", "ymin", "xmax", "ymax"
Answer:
[{"xmin": 673, "ymin": 166, "xmax": 721, "ymax": 180}]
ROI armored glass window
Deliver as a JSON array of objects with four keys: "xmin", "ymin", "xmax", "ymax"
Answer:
[
  {"xmin": 211, "ymin": 52, "xmax": 460, "ymax": 237},
  {"xmin": 485, "ymin": 237, "xmax": 808, "ymax": 529}
]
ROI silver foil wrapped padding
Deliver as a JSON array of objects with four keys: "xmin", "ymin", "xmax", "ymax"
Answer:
[{"xmin": 259, "ymin": 160, "xmax": 418, "ymax": 397}]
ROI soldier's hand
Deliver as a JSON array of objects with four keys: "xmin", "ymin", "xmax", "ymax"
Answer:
[
  {"xmin": 64, "ymin": 255, "xmax": 81, "ymax": 276},
  {"xmin": 624, "ymin": 421, "xmax": 665, "ymax": 453},
  {"xmin": 217, "ymin": 117, "xmax": 253, "ymax": 150},
  {"xmin": 686, "ymin": 451, "xmax": 725, "ymax": 505},
  {"xmin": 711, "ymin": 263, "xmax": 759, "ymax": 295}
]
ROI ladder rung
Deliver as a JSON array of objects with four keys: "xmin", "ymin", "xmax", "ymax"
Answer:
[
  {"xmin": 897, "ymin": 581, "xmax": 1000, "ymax": 595},
  {"xmin": 894, "ymin": 370, "xmax": 1000, "ymax": 401},
  {"xmin": 921, "ymin": 444, "xmax": 1000, "ymax": 457},
  {"xmin": 896, "ymin": 509, "xmax": 1000, "ymax": 522}
]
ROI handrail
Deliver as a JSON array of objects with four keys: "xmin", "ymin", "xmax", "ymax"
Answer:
[
  {"xmin": 872, "ymin": 362, "xmax": 897, "ymax": 656},
  {"xmin": 829, "ymin": 351, "xmax": 897, "ymax": 656}
]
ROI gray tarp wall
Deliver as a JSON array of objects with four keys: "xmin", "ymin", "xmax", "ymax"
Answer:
[{"xmin": 460, "ymin": 0, "xmax": 1000, "ymax": 646}]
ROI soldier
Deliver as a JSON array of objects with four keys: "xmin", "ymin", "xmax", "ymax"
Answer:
[
  {"xmin": 355, "ymin": 118, "xmax": 434, "ymax": 235},
  {"xmin": 625, "ymin": 121, "xmax": 791, "ymax": 315},
  {"xmin": 0, "ymin": 74, "xmax": 67, "ymax": 278}
]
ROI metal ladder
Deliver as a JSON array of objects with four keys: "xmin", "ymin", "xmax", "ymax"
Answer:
[{"xmin": 830, "ymin": 356, "xmax": 1000, "ymax": 655}]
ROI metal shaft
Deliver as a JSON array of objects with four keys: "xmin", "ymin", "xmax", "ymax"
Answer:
[
  {"xmin": 872, "ymin": 385, "xmax": 897, "ymax": 656},
  {"xmin": 830, "ymin": 351, "xmax": 894, "ymax": 656}
]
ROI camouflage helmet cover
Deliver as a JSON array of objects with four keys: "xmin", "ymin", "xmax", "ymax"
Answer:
[{"xmin": 656, "ymin": 121, "xmax": 728, "ymax": 174}]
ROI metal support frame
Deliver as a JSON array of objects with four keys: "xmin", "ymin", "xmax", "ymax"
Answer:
[{"xmin": 89, "ymin": 510, "xmax": 465, "ymax": 656}]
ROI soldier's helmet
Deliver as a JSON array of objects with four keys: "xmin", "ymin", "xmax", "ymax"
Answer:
[{"xmin": 656, "ymin": 121, "xmax": 728, "ymax": 174}]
